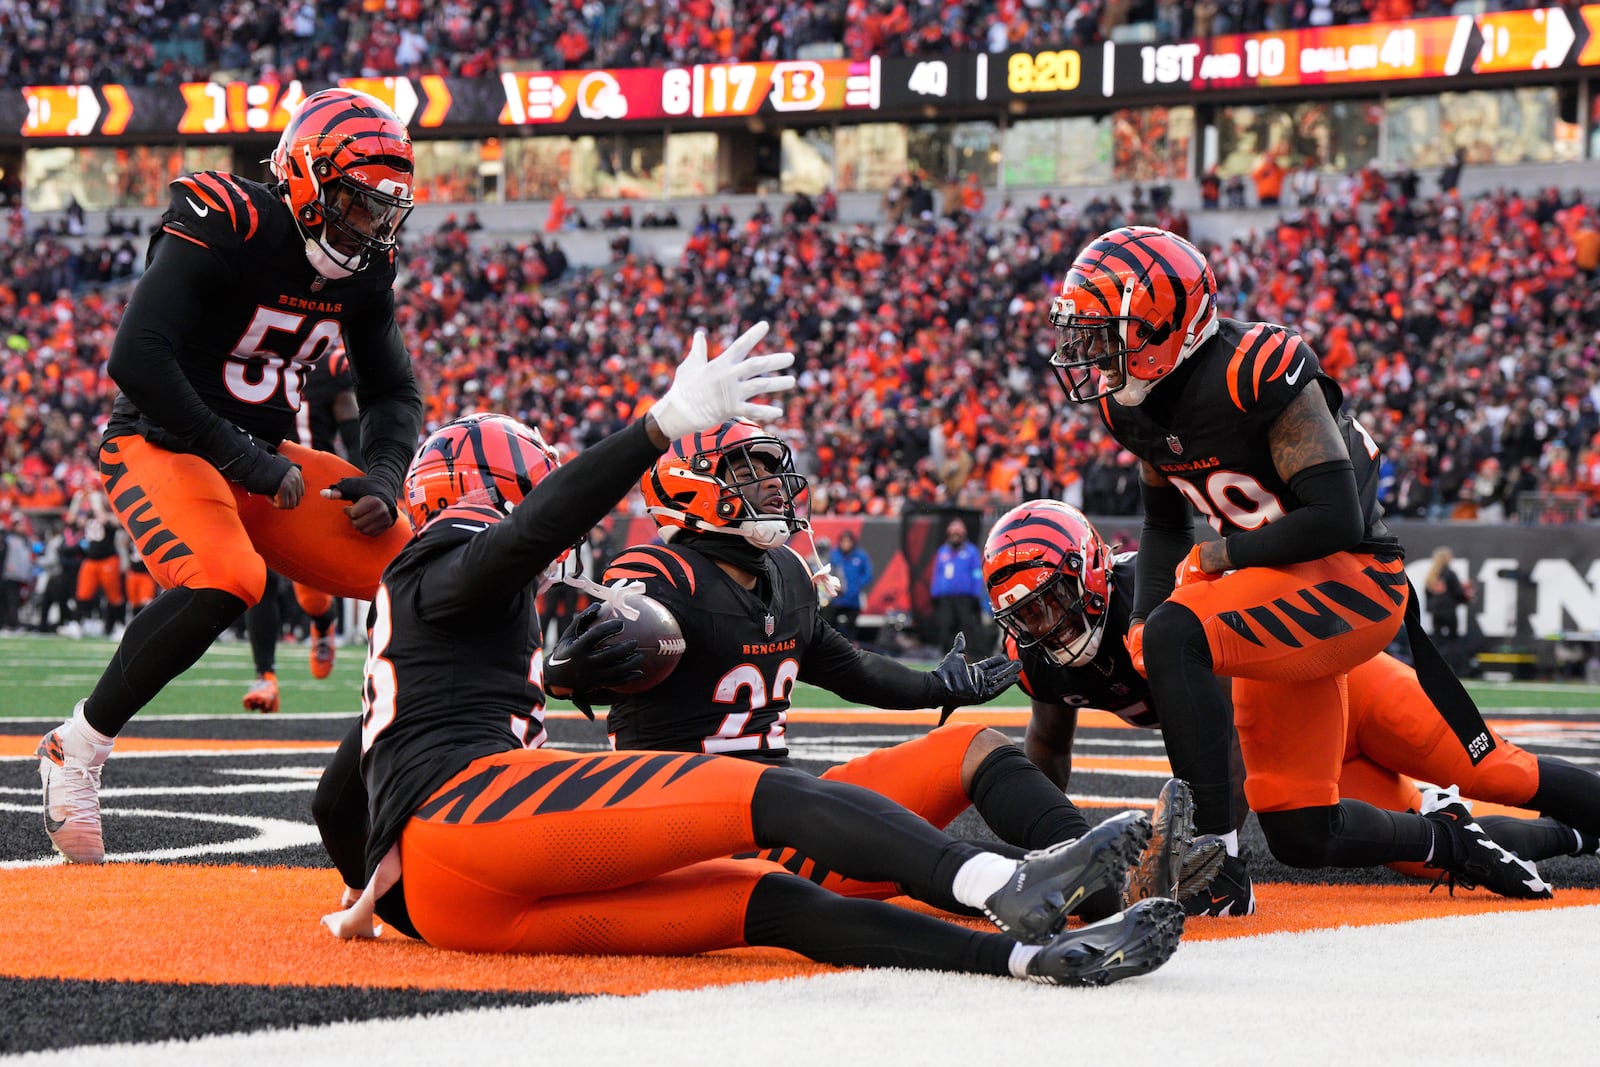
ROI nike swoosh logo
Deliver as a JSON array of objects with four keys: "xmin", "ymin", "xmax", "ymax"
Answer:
[
  {"xmin": 450, "ymin": 522, "xmax": 489, "ymax": 532},
  {"xmin": 43, "ymin": 778, "xmax": 64, "ymax": 833},
  {"xmin": 1284, "ymin": 359, "xmax": 1306, "ymax": 385},
  {"xmin": 547, "ymin": 656, "xmax": 571, "ymax": 667},
  {"xmin": 185, "ymin": 196, "xmax": 210, "ymax": 217}
]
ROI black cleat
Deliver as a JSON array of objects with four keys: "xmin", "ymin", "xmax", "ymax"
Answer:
[
  {"xmin": 984, "ymin": 810, "xmax": 1151, "ymax": 943},
  {"xmin": 1026, "ymin": 897, "xmax": 1187, "ymax": 986},
  {"xmin": 1183, "ymin": 851, "xmax": 1256, "ymax": 917},
  {"xmin": 1421, "ymin": 785, "xmax": 1553, "ymax": 900}
]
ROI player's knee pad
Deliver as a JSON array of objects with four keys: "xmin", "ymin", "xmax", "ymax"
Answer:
[
  {"xmin": 1142, "ymin": 600, "xmax": 1210, "ymax": 676},
  {"xmin": 1256, "ymin": 805, "xmax": 1341, "ymax": 868}
]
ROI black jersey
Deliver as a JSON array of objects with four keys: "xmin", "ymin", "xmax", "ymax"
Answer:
[
  {"xmin": 1096, "ymin": 317, "xmax": 1398, "ymax": 556},
  {"xmin": 80, "ymin": 511, "xmax": 119, "ymax": 562},
  {"xmin": 1007, "ymin": 554, "xmax": 1156, "ymax": 727},
  {"xmin": 296, "ymin": 347, "xmax": 354, "ymax": 454},
  {"xmin": 104, "ymin": 172, "xmax": 418, "ymax": 492},
  {"xmin": 359, "ymin": 419, "xmax": 663, "ymax": 878},
  {"xmin": 603, "ymin": 540, "xmax": 943, "ymax": 761}
]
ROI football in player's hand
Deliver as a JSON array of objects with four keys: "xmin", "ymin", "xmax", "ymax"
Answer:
[{"xmin": 599, "ymin": 595, "xmax": 685, "ymax": 693}]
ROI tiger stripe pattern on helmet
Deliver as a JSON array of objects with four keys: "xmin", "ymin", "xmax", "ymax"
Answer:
[
  {"xmin": 982, "ymin": 500, "xmax": 1113, "ymax": 666},
  {"xmin": 403, "ymin": 414, "xmax": 560, "ymax": 533},
  {"xmin": 1050, "ymin": 226, "xmax": 1219, "ymax": 404},
  {"xmin": 641, "ymin": 418, "xmax": 807, "ymax": 541}
]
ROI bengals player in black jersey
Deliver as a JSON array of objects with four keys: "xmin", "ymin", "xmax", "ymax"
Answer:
[
  {"xmin": 37, "ymin": 88, "xmax": 423, "ymax": 864},
  {"xmin": 243, "ymin": 349, "xmax": 363, "ymax": 713},
  {"xmin": 984, "ymin": 501, "xmax": 1600, "ymax": 911},
  {"xmin": 548, "ymin": 419, "xmax": 1222, "ymax": 919},
  {"xmin": 312, "ymin": 325, "xmax": 1185, "ymax": 987},
  {"xmin": 1048, "ymin": 226, "xmax": 1558, "ymax": 902}
]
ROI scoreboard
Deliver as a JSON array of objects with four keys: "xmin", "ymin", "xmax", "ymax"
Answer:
[{"xmin": 5, "ymin": 6, "xmax": 1598, "ymax": 143}]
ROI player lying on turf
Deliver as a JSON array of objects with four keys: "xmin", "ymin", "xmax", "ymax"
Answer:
[
  {"xmin": 983, "ymin": 499, "xmax": 1600, "ymax": 913},
  {"xmin": 313, "ymin": 323, "xmax": 1186, "ymax": 987},
  {"xmin": 545, "ymin": 417, "xmax": 1223, "ymax": 922}
]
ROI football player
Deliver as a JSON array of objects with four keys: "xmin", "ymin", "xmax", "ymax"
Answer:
[
  {"xmin": 548, "ymin": 419, "xmax": 1222, "ymax": 920},
  {"xmin": 314, "ymin": 324, "xmax": 1185, "ymax": 987},
  {"xmin": 243, "ymin": 349, "xmax": 363, "ymax": 713},
  {"xmin": 38, "ymin": 88, "xmax": 424, "ymax": 863},
  {"xmin": 984, "ymin": 500, "xmax": 1599, "ymax": 913},
  {"xmin": 1048, "ymin": 226, "xmax": 1569, "ymax": 901}
]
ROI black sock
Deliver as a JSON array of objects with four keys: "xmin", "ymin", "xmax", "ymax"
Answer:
[
  {"xmin": 968, "ymin": 745, "xmax": 1091, "ymax": 849},
  {"xmin": 84, "ymin": 586, "xmax": 248, "ymax": 736},
  {"xmin": 1144, "ymin": 603, "xmax": 1235, "ymax": 835},
  {"xmin": 750, "ymin": 768, "xmax": 983, "ymax": 907},
  {"xmin": 745, "ymin": 872, "xmax": 1015, "ymax": 974},
  {"xmin": 1476, "ymin": 815, "xmax": 1583, "ymax": 863},
  {"xmin": 1529, "ymin": 757, "xmax": 1600, "ymax": 838},
  {"xmin": 247, "ymin": 595, "xmax": 279, "ymax": 676},
  {"xmin": 1258, "ymin": 802, "xmax": 1434, "ymax": 868}
]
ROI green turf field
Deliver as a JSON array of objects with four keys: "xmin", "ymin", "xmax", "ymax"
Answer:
[{"xmin": 1, "ymin": 633, "xmax": 1597, "ymax": 718}]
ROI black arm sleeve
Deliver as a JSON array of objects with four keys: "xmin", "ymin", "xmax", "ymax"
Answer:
[
  {"xmin": 106, "ymin": 234, "xmax": 255, "ymax": 467},
  {"xmin": 310, "ymin": 716, "xmax": 369, "ymax": 891},
  {"xmin": 1224, "ymin": 460, "xmax": 1363, "ymax": 569},
  {"xmin": 347, "ymin": 292, "xmax": 422, "ymax": 501},
  {"xmin": 800, "ymin": 615, "xmax": 943, "ymax": 708},
  {"xmin": 1132, "ymin": 478, "xmax": 1194, "ymax": 621},
  {"xmin": 418, "ymin": 419, "xmax": 664, "ymax": 621},
  {"xmin": 337, "ymin": 418, "xmax": 363, "ymax": 468}
]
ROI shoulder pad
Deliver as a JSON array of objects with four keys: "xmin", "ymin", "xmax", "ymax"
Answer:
[
  {"xmin": 604, "ymin": 544, "xmax": 697, "ymax": 595},
  {"xmin": 162, "ymin": 172, "xmax": 266, "ymax": 250},
  {"xmin": 1222, "ymin": 323, "xmax": 1320, "ymax": 415}
]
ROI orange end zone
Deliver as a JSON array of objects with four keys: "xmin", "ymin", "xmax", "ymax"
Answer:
[{"xmin": 2, "ymin": 865, "xmax": 1595, "ymax": 995}]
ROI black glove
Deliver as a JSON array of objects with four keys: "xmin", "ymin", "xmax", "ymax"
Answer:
[
  {"xmin": 545, "ymin": 603, "xmax": 644, "ymax": 721},
  {"xmin": 219, "ymin": 438, "xmax": 298, "ymax": 497},
  {"xmin": 931, "ymin": 633, "xmax": 1024, "ymax": 726},
  {"xmin": 326, "ymin": 475, "xmax": 398, "ymax": 524}
]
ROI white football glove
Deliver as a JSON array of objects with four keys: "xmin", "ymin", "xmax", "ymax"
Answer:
[{"xmin": 649, "ymin": 321, "xmax": 796, "ymax": 442}]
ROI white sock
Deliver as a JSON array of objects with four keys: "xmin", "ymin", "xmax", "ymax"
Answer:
[
  {"xmin": 951, "ymin": 853, "xmax": 1020, "ymax": 908},
  {"xmin": 69, "ymin": 702, "xmax": 115, "ymax": 753},
  {"xmin": 1007, "ymin": 942, "xmax": 1041, "ymax": 978},
  {"xmin": 1221, "ymin": 830, "xmax": 1240, "ymax": 858}
]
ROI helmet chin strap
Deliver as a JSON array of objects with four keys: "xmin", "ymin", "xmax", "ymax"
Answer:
[
  {"xmin": 304, "ymin": 237, "xmax": 357, "ymax": 280},
  {"xmin": 1112, "ymin": 376, "xmax": 1155, "ymax": 407},
  {"xmin": 742, "ymin": 519, "xmax": 792, "ymax": 548},
  {"xmin": 1047, "ymin": 621, "xmax": 1107, "ymax": 667}
]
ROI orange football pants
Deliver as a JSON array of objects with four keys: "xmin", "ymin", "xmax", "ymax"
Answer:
[
  {"xmin": 745, "ymin": 722, "xmax": 984, "ymax": 898},
  {"xmin": 75, "ymin": 556, "xmax": 124, "ymax": 606},
  {"xmin": 1168, "ymin": 552, "xmax": 1406, "ymax": 813},
  {"xmin": 98, "ymin": 435, "xmax": 411, "ymax": 607},
  {"xmin": 124, "ymin": 569, "xmax": 158, "ymax": 608},
  {"xmin": 400, "ymin": 747, "xmax": 786, "ymax": 955}
]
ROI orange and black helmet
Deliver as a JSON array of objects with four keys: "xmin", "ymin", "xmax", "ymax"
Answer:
[
  {"xmin": 641, "ymin": 419, "xmax": 808, "ymax": 548},
  {"xmin": 403, "ymin": 414, "xmax": 560, "ymax": 533},
  {"xmin": 982, "ymin": 499, "xmax": 1113, "ymax": 666},
  {"xmin": 1049, "ymin": 226, "xmax": 1218, "ymax": 406},
  {"xmin": 269, "ymin": 87, "xmax": 414, "ymax": 278}
]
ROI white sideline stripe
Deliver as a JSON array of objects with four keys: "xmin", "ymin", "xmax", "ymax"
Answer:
[
  {"xmin": 0, "ymin": 745, "xmax": 336, "ymax": 762},
  {"xmin": 0, "ymin": 805, "xmax": 322, "ymax": 869},
  {"xmin": 15, "ymin": 904, "xmax": 1597, "ymax": 1066},
  {"xmin": 0, "ymin": 783, "xmax": 318, "ymax": 798}
]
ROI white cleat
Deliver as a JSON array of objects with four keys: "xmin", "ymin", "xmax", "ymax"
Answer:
[{"xmin": 37, "ymin": 703, "xmax": 113, "ymax": 864}]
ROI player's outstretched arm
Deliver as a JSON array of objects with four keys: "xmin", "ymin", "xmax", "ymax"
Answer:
[{"xmin": 418, "ymin": 323, "xmax": 795, "ymax": 621}]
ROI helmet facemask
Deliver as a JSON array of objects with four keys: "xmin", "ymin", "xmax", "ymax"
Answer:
[
  {"xmin": 990, "ymin": 561, "xmax": 1108, "ymax": 667},
  {"xmin": 702, "ymin": 439, "xmax": 809, "ymax": 548}
]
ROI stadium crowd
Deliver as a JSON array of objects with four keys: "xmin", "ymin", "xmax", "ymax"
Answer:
[
  {"xmin": 3, "ymin": 0, "xmax": 1506, "ymax": 89},
  {"xmin": 4, "ymin": 175, "xmax": 1600, "ymax": 631},
  {"xmin": 3, "ymin": 179, "xmax": 1600, "ymax": 543}
]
